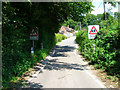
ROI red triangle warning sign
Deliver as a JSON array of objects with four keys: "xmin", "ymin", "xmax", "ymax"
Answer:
[
  {"xmin": 30, "ymin": 28, "xmax": 38, "ymax": 36},
  {"xmin": 89, "ymin": 26, "xmax": 98, "ymax": 34}
]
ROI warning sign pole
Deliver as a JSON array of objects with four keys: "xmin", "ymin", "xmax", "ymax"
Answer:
[
  {"xmin": 30, "ymin": 27, "xmax": 39, "ymax": 54},
  {"xmin": 33, "ymin": 40, "xmax": 34, "ymax": 54},
  {"xmin": 33, "ymin": 40, "xmax": 34, "ymax": 50},
  {"xmin": 31, "ymin": 40, "xmax": 34, "ymax": 54},
  {"xmin": 80, "ymin": 22, "xmax": 81, "ymax": 30}
]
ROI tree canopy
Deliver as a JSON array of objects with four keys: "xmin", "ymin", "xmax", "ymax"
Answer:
[{"xmin": 2, "ymin": 2, "xmax": 94, "ymax": 87}]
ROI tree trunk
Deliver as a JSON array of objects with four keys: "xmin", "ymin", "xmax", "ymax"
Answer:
[{"xmin": 103, "ymin": 0, "xmax": 107, "ymax": 20}]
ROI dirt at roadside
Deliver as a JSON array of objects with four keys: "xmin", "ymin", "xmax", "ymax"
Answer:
[
  {"xmin": 88, "ymin": 64, "xmax": 119, "ymax": 88},
  {"xmin": 76, "ymin": 50, "xmax": 119, "ymax": 89}
]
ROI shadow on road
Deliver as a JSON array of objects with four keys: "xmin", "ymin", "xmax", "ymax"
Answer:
[
  {"xmin": 51, "ymin": 45, "xmax": 75, "ymax": 57},
  {"xmin": 41, "ymin": 59, "xmax": 89, "ymax": 71},
  {"xmin": 37, "ymin": 45, "xmax": 89, "ymax": 71},
  {"xmin": 28, "ymin": 82, "xmax": 43, "ymax": 88},
  {"xmin": 4, "ymin": 79, "xmax": 43, "ymax": 88}
]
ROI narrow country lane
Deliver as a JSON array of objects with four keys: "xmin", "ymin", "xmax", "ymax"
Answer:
[{"xmin": 25, "ymin": 36, "xmax": 106, "ymax": 88}]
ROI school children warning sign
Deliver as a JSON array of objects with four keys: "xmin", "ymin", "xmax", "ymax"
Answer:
[
  {"xmin": 30, "ymin": 28, "xmax": 39, "ymax": 40},
  {"xmin": 88, "ymin": 25, "xmax": 99, "ymax": 39},
  {"xmin": 30, "ymin": 28, "xmax": 38, "ymax": 36}
]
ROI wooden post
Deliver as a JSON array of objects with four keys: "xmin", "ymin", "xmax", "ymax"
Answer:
[
  {"xmin": 118, "ymin": 78, "xmax": 120, "ymax": 89},
  {"xmin": 41, "ymin": 43, "xmax": 43, "ymax": 50}
]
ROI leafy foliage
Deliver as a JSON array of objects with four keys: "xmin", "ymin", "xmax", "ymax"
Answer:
[
  {"xmin": 2, "ymin": 2, "xmax": 93, "ymax": 88},
  {"xmin": 62, "ymin": 19, "xmax": 79, "ymax": 30},
  {"xmin": 55, "ymin": 33, "xmax": 66, "ymax": 43},
  {"xmin": 86, "ymin": 14, "xmax": 98, "ymax": 25},
  {"xmin": 76, "ymin": 27, "xmax": 120, "ymax": 78},
  {"xmin": 76, "ymin": 6, "xmax": 119, "ymax": 78}
]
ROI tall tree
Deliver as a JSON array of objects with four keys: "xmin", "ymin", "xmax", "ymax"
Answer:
[
  {"xmin": 2, "ymin": 2, "xmax": 94, "ymax": 84},
  {"xmin": 103, "ymin": 0, "xmax": 117, "ymax": 20}
]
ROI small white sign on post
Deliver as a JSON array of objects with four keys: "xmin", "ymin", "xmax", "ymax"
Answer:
[{"xmin": 88, "ymin": 25, "xmax": 99, "ymax": 39}]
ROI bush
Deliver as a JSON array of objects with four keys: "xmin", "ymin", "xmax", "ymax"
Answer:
[
  {"xmin": 2, "ymin": 3, "xmax": 64, "ymax": 88},
  {"xmin": 76, "ymin": 28, "xmax": 120, "ymax": 78},
  {"xmin": 55, "ymin": 33, "xmax": 66, "ymax": 43}
]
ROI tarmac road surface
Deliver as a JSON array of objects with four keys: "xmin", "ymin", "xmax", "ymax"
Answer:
[{"xmin": 25, "ymin": 36, "xmax": 106, "ymax": 88}]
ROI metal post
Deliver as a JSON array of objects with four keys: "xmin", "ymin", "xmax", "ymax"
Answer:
[
  {"xmin": 31, "ymin": 40, "xmax": 34, "ymax": 54},
  {"xmin": 33, "ymin": 40, "xmax": 34, "ymax": 50},
  {"xmin": 80, "ymin": 22, "xmax": 81, "ymax": 30},
  {"xmin": 87, "ymin": 23, "xmax": 88, "ymax": 27}
]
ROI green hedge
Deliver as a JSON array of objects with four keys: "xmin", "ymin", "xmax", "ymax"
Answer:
[
  {"xmin": 76, "ymin": 28, "xmax": 120, "ymax": 78},
  {"xmin": 55, "ymin": 33, "xmax": 66, "ymax": 43},
  {"xmin": 2, "ymin": 2, "xmax": 93, "ymax": 88},
  {"xmin": 2, "ymin": 3, "xmax": 63, "ymax": 88}
]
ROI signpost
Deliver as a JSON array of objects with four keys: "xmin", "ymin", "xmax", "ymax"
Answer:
[
  {"xmin": 88, "ymin": 25, "xmax": 99, "ymax": 39},
  {"xmin": 30, "ymin": 28, "xmax": 39, "ymax": 54},
  {"xmin": 30, "ymin": 28, "xmax": 39, "ymax": 40},
  {"xmin": 88, "ymin": 25, "xmax": 99, "ymax": 53},
  {"xmin": 80, "ymin": 22, "xmax": 81, "ymax": 30}
]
